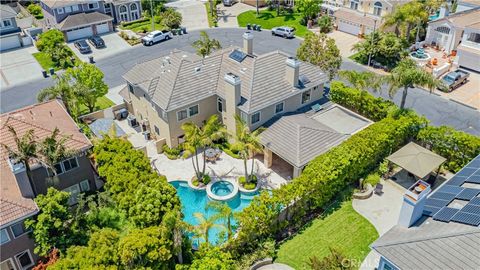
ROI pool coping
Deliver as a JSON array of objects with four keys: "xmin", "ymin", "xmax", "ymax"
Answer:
[{"xmin": 206, "ymin": 178, "xmax": 239, "ymax": 201}]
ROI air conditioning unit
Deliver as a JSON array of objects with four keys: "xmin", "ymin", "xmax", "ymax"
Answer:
[
  {"xmin": 127, "ymin": 114, "xmax": 138, "ymax": 127},
  {"xmin": 114, "ymin": 108, "xmax": 128, "ymax": 120}
]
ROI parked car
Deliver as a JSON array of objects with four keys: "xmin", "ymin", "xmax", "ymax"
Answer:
[
  {"xmin": 74, "ymin": 40, "xmax": 92, "ymax": 54},
  {"xmin": 223, "ymin": 0, "xmax": 237, "ymax": 6},
  {"xmin": 141, "ymin": 30, "xmax": 173, "ymax": 46},
  {"xmin": 438, "ymin": 69, "xmax": 470, "ymax": 92},
  {"xmin": 88, "ymin": 35, "xmax": 105, "ymax": 49},
  {"xmin": 271, "ymin": 27, "xmax": 295, "ymax": 38}
]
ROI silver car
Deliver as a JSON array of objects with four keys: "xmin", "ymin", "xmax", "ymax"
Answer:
[{"xmin": 271, "ymin": 26, "xmax": 295, "ymax": 38}]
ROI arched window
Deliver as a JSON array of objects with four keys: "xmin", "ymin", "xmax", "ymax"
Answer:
[
  {"xmin": 373, "ymin": 2, "xmax": 382, "ymax": 16},
  {"xmin": 130, "ymin": 3, "xmax": 138, "ymax": 20},
  {"xmin": 130, "ymin": 3, "xmax": 137, "ymax": 10},
  {"xmin": 350, "ymin": 0, "xmax": 359, "ymax": 10},
  {"xmin": 435, "ymin": 26, "xmax": 450, "ymax": 34},
  {"xmin": 119, "ymin": 5, "xmax": 128, "ymax": 21}
]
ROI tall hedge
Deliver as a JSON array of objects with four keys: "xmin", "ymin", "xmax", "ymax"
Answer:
[
  {"xmin": 93, "ymin": 136, "xmax": 180, "ymax": 228},
  {"xmin": 417, "ymin": 126, "xmax": 480, "ymax": 173},
  {"xmin": 230, "ymin": 113, "xmax": 426, "ymax": 253},
  {"xmin": 329, "ymin": 81, "xmax": 395, "ymax": 121}
]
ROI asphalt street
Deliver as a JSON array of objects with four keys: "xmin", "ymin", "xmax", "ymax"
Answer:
[{"xmin": 1, "ymin": 28, "xmax": 478, "ymax": 135}]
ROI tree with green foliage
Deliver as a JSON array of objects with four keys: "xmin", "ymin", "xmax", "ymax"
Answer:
[
  {"xmin": 161, "ymin": 8, "xmax": 182, "ymax": 29},
  {"xmin": 25, "ymin": 188, "xmax": 85, "ymax": 256},
  {"xmin": 308, "ymin": 247, "xmax": 354, "ymax": 270},
  {"xmin": 382, "ymin": 1, "xmax": 428, "ymax": 41},
  {"xmin": 1, "ymin": 126, "xmax": 38, "ymax": 190},
  {"xmin": 232, "ymin": 115, "xmax": 264, "ymax": 187},
  {"xmin": 36, "ymin": 29, "xmax": 64, "ymax": 52},
  {"xmin": 317, "ymin": 15, "xmax": 332, "ymax": 33},
  {"xmin": 189, "ymin": 245, "xmax": 236, "ymax": 270},
  {"xmin": 66, "ymin": 62, "xmax": 108, "ymax": 113},
  {"xmin": 192, "ymin": 31, "xmax": 222, "ymax": 60},
  {"xmin": 297, "ymin": 32, "xmax": 341, "ymax": 81},
  {"xmin": 37, "ymin": 74, "xmax": 75, "ymax": 116},
  {"xmin": 192, "ymin": 212, "xmax": 224, "ymax": 245},
  {"xmin": 37, "ymin": 127, "xmax": 74, "ymax": 181},
  {"xmin": 338, "ymin": 70, "xmax": 381, "ymax": 92},
  {"xmin": 382, "ymin": 58, "xmax": 440, "ymax": 109},
  {"xmin": 48, "ymin": 45, "xmax": 75, "ymax": 69},
  {"xmin": 208, "ymin": 201, "xmax": 234, "ymax": 240},
  {"xmin": 296, "ymin": 0, "xmax": 321, "ymax": 21},
  {"xmin": 352, "ymin": 32, "xmax": 406, "ymax": 68},
  {"xmin": 27, "ymin": 4, "xmax": 43, "ymax": 19}
]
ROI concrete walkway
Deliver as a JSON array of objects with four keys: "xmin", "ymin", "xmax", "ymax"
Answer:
[
  {"xmin": 217, "ymin": 2, "xmax": 255, "ymax": 28},
  {"xmin": 165, "ymin": 0, "xmax": 209, "ymax": 31},
  {"xmin": 257, "ymin": 263, "xmax": 294, "ymax": 270},
  {"xmin": 352, "ymin": 180, "xmax": 405, "ymax": 270}
]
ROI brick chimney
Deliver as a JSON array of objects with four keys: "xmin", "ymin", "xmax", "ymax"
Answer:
[
  {"xmin": 398, "ymin": 180, "xmax": 431, "ymax": 227},
  {"xmin": 7, "ymin": 157, "xmax": 35, "ymax": 198},
  {"xmin": 285, "ymin": 57, "xmax": 300, "ymax": 87},
  {"xmin": 243, "ymin": 31, "xmax": 254, "ymax": 55},
  {"xmin": 224, "ymin": 72, "xmax": 241, "ymax": 136}
]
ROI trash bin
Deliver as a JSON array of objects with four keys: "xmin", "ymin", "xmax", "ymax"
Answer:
[
  {"xmin": 177, "ymin": 28, "xmax": 182, "ymax": 35},
  {"xmin": 247, "ymin": 23, "xmax": 251, "ymax": 30},
  {"xmin": 182, "ymin": 27, "xmax": 187, "ymax": 34},
  {"xmin": 252, "ymin": 24, "xmax": 257, "ymax": 31},
  {"xmin": 49, "ymin": 68, "xmax": 54, "ymax": 76},
  {"xmin": 257, "ymin": 25, "xmax": 262, "ymax": 31},
  {"xmin": 88, "ymin": 56, "xmax": 94, "ymax": 64},
  {"xmin": 41, "ymin": 70, "xmax": 48, "ymax": 78}
]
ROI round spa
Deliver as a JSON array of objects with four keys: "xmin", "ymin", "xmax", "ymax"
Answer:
[{"xmin": 206, "ymin": 180, "xmax": 239, "ymax": 201}]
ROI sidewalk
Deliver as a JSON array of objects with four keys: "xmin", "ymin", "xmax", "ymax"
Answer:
[{"xmin": 216, "ymin": 2, "xmax": 255, "ymax": 28}]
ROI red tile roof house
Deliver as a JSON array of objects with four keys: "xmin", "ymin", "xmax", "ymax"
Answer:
[{"xmin": 0, "ymin": 99, "xmax": 98, "ymax": 270}]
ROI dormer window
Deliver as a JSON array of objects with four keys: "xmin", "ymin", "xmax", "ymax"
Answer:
[
  {"xmin": 467, "ymin": 33, "xmax": 480, "ymax": 43},
  {"xmin": 88, "ymin": 2, "xmax": 99, "ymax": 10},
  {"xmin": 72, "ymin": 5, "xmax": 79, "ymax": 11},
  {"xmin": 373, "ymin": 2, "xmax": 382, "ymax": 16},
  {"xmin": 2, "ymin": 19, "xmax": 11, "ymax": 27},
  {"xmin": 65, "ymin": 6, "xmax": 71, "ymax": 12},
  {"xmin": 57, "ymin": 8, "xmax": 64, "ymax": 14},
  {"xmin": 350, "ymin": 0, "xmax": 359, "ymax": 10}
]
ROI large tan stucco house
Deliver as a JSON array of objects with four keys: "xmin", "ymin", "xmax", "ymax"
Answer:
[{"xmin": 121, "ymin": 32, "xmax": 329, "ymax": 149}]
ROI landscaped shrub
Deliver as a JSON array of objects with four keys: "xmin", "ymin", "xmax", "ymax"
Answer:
[
  {"xmin": 363, "ymin": 172, "xmax": 380, "ymax": 189},
  {"xmin": 162, "ymin": 144, "xmax": 183, "ymax": 159},
  {"xmin": 329, "ymin": 81, "xmax": 395, "ymax": 121},
  {"xmin": 93, "ymin": 136, "xmax": 180, "ymax": 228},
  {"xmin": 120, "ymin": 18, "xmax": 149, "ymax": 28},
  {"xmin": 417, "ymin": 126, "xmax": 480, "ymax": 173},
  {"xmin": 230, "ymin": 113, "xmax": 426, "ymax": 254},
  {"xmin": 27, "ymin": 4, "xmax": 43, "ymax": 19}
]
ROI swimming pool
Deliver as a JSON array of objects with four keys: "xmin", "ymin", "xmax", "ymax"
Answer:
[{"xmin": 170, "ymin": 180, "xmax": 259, "ymax": 245}]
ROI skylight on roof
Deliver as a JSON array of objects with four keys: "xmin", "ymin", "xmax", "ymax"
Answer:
[{"xmin": 229, "ymin": 49, "xmax": 247, "ymax": 63}]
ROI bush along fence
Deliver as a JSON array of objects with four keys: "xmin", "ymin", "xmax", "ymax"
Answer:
[
  {"xmin": 228, "ymin": 112, "xmax": 426, "ymax": 254},
  {"xmin": 329, "ymin": 81, "xmax": 480, "ymax": 174}
]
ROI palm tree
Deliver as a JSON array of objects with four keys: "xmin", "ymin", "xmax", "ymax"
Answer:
[
  {"xmin": 192, "ymin": 31, "xmax": 222, "ymax": 61},
  {"xmin": 338, "ymin": 70, "xmax": 382, "ymax": 92},
  {"xmin": 182, "ymin": 115, "xmax": 226, "ymax": 184},
  {"xmin": 1, "ymin": 126, "xmax": 38, "ymax": 193},
  {"xmin": 37, "ymin": 128, "xmax": 75, "ymax": 183},
  {"xmin": 232, "ymin": 115, "xmax": 264, "ymax": 185},
  {"xmin": 383, "ymin": 58, "xmax": 440, "ymax": 110},
  {"xmin": 207, "ymin": 201, "xmax": 234, "ymax": 239},
  {"xmin": 37, "ymin": 74, "xmax": 74, "ymax": 115},
  {"xmin": 193, "ymin": 212, "xmax": 225, "ymax": 245},
  {"xmin": 381, "ymin": 1, "xmax": 427, "ymax": 41}
]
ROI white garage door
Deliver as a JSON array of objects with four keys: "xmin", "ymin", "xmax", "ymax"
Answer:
[
  {"xmin": 96, "ymin": 22, "xmax": 110, "ymax": 34},
  {"xmin": 66, "ymin": 26, "xmax": 93, "ymax": 41},
  {"xmin": 457, "ymin": 47, "xmax": 480, "ymax": 72},
  {"xmin": 338, "ymin": 20, "xmax": 360, "ymax": 36},
  {"xmin": 0, "ymin": 35, "xmax": 21, "ymax": 51}
]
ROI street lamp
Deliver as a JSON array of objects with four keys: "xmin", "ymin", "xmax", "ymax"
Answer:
[{"xmin": 367, "ymin": 19, "xmax": 377, "ymax": 67}]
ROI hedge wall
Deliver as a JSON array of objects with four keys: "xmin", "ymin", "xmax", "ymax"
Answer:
[
  {"xmin": 329, "ymin": 81, "xmax": 395, "ymax": 121},
  {"xmin": 417, "ymin": 126, "xmax": 480, "ymax": 173},
  {"xmin": 230, "ymin": 113, "xmax": 426, "ymax": 253}
]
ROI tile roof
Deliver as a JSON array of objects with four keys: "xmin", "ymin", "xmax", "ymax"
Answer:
[
  {"xmin": 0, "ymin": 4, "xmax": 16, "ymax": 18},
  {"xmin": 42, "ymin": 0, "xmax": 86, "ymax": 9},
  {"xmin": 430, "ymin": 7, "xmax": 480, "ymax": 28},
  {"xmin": 334, "ymin": 8, "xmax": 378, "ymax": 28},
  {"xmin": 58, "ymin": 12, "xmax": 112, "ymax": 30},
  {"xmin": 123, "ymin": 46, "xmax": 328, "ymax": 113}
]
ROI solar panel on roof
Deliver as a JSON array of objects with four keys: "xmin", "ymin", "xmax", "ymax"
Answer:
[
  {"xmin": 456, "ymin": 188, "xmax": 480, "ymax": 200},
  {"xmin": 466, "ymin": 175, "xmax": 480, "ymax": 184},
  {"xmin": 457, "ymin": 167, "xmax": 478, "ymax": 177},
  {"xmin": 430, "ymin": 191, "xmax": 458, "ymax": 201},
  {"xmin": 299, "ymin": 74, "xmax": 310, "ymax": 84},
  {"xmin": 425, "ymin": 197, "xmax": 451, "ymax": 208},
  {"xmin": 446, "ymin": 176, "xmax": 467, "ymax": 186},
  {"xmin": 438, "ymin": 185, "xmax": 464, "ymax": 194},
  {"xmin": 229, "ymin": 49, "xmax": 247, "ymax": 63},
  {"xmin": 466, "ymin": 157, "xmax": 480, "ymax": 168},
  {"xmin": 451, "ymin": 211, "xmax": 480, "ymax": 226},
  {"xmin": 469, "ymin": 197, "xmax": 480, "ymax": 206},
  {"xmin": 423, "ymin": 205, "xmax": 441, "ymax": 216},
  {"xmin": 433, "ymin": 207, "xmax": 459, "ymax": 222},
  {"xmin": 461, "ymin": 204, "xmax": 480, "ymax": 215}
]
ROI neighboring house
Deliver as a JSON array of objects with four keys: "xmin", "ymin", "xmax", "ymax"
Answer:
[
  {"xmin": 40, "ymin": 0, "xmax": 141, "ymax": 41},
  {"xmin": 325, "ymin": 0, "xmax": 408, "ymax": 36},
  {"xmin": 371, "ymin": 155, "xmax": 480, "ymax": 270},
  {"xmin": 425, "ymin": 7, "xmax": 480, "ymax": 71},
  {"xmin": 455, "ymin": 0, "xmax": 480, "ymax": 12},
  {"xmin": 121, "ymin": 32, "xmax": 329, "ymax": 149},
  {"xmin": 0, "ymin": 4, "xmax": 23, "ymax": 51}
]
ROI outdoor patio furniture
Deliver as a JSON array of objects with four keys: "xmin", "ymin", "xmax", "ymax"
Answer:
[
  {"xmin": 205, "ymin": 148, "xmax": 219, "ymax": 162},
  {"xmin": 374, "ymin": 183, "xmax": 383, "ymax": 195},
  {"xmin": 311, "ymin": 104, "xmax": 323, "ymax": 112}
]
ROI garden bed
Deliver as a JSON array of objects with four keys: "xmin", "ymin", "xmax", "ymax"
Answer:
[
  {"xmin": 237, "ymin": 10, "xmax": 308, "ymax": 37},
  {"xmin": 32, "ymin": 50, "xmax": 78, "ymax": 71}
]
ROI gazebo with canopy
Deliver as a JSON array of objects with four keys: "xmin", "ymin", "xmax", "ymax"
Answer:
[{"xmin": 386, "ymin": 142, "xmax": 446, "ymax": 184}]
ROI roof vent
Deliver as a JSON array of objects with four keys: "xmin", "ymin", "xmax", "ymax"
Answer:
[{"xmin": 195, "ymin": 67, "xmax": 201, "ymax": 72}]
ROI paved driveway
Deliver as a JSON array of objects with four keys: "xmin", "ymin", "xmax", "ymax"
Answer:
[
  {"xmin": 165, "ymin": 0, "xmax": 208, "ymax": 31},
  {"xmin": 0, "ymin": 46, "xmax": 43, "ymax": 90},
  {"xmin": 68, "ymin": 32, "xmax": 132, "ymax": 62},
  {"xmin": 434, "ymin": 71, "xmax": 480, "ymax": 110},
  {"xmin": 217, "ymin": 2, "xmax": 255, "ymax": 28},
  {"xmin": 326, "ymin": 30, "xmax": 361, "ymax": 57}
]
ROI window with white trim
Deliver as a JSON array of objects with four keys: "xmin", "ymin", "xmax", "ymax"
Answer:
[
  {"xmin": 53, "ymin": 157, "xmax": 79, "ymax": 175},
  {"xmin": 15, "ymin": 250, "xmax": 34, "ymax": 270},
  {"xmin": 57, "ymin": 8, "xmax": 64, "ymax": 14},
  {"xmin": 0, "ymin": 258, "xmax": 16, "ymax": 270},
  {"xmin": 301, "ymin": 90, "xmax": 311, "ymax": 104},
  {"xmin": 88, "ymin": 2, "xmax": 99, "ymax": 9},
  {"xmin": 11, "ymin": 221, "xmax": 30, "ymax": 238},
  {"xmin": 0, "ymin": 229, "xmax": 10, "ymax": 245},
  {"xmin": 63, "ymin": 184, "xmax": 81, "ymax": 205},
  {"xmin": 154, "ymin": 125, "xmax": 160, "ymax": 135},
  {"xmin": 177, "ymin": 110, "xmax": 188, "ymax": 121},
  {"xmin": 350, "ymin": 0, "xmax": 359, "ymax": 10},
  {"xmin": 217, "ymin": 97, "xmax": 223, "ymax": 112},
  {"xmin": 275, "ymin": 102, "xmax": 284, "ymax": 114},
  {"xmin": 251, "ymin": 112, "xmax": 260, "ymax": 124},
  {"xmin": 373, "ymin": 2, "xmax": 382, "ymax": 16},
  {"xmin": 72, "ymin": 5, "xmax": 79, "ymax": 11},
  {"xmin": 2, "ymin": 19, "xmax": 12, "ymax": 27},
  {"xmin": 189, "ymin": 105, "xmax": 199, "ymax": 117},
  {"xmin": 79, "ymin": 180, "xmax": 90, "ymax": 192},
  {"xmin": 240, "ymin": 111, "xmax": 248, "ymax": 123}
]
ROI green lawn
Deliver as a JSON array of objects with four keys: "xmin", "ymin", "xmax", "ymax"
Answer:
[
  {"xmin": 276, "ymin": 200, "xmax": 379, "ymax": 270},
  {"xmin": 237, "ymin": 10, "xmax": 309, "ymax": 37},
  {"xmin": 119, "ymin": 19, "xmax": 164, "ymax": 33},
  {"xmin": 78, "ymin": 96, "xmax": 115, "ymax": 116},
  {"xmin": 33, "ymin": 49, "xmax": 78, "ymax": 71}
]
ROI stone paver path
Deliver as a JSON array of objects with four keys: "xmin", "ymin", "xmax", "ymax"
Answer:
[{"xmin": 352, "ymin": 180, "xmax": 405, "ymax": 270}]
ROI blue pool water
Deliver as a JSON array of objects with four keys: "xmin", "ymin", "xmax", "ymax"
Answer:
[
  {"xmin": 170, "ymin": 180, "xmax": 258, "ymax": 246},
  {"xmin": 211, "ymin": 181, "xmax": 234, "ymax": 196}
]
